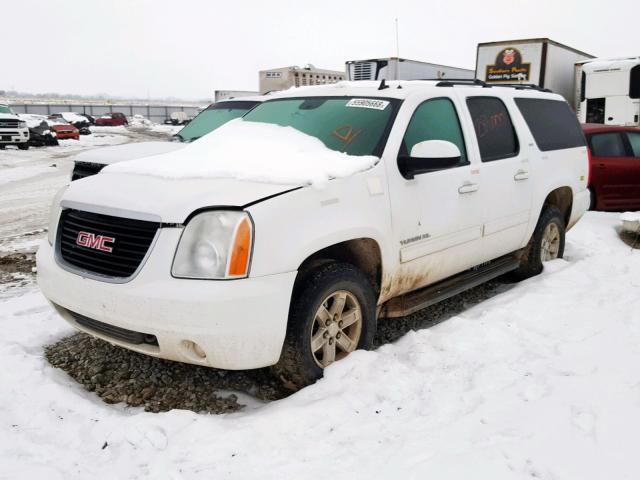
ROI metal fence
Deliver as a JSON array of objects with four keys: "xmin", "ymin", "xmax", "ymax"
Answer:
[{"xmin": 10, "ymin": 103, "xmax": 204, "ymax": 124}]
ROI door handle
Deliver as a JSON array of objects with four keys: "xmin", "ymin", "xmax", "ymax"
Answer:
[
  {"xmin": 514, "ymin": 170, "xmax": 529, "ymax": 181},
  {"xmin": 458, "ymin": 182, "xmax": 479, "ymax": 194}
]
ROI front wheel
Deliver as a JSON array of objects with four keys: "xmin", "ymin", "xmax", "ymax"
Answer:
[
  {"xmin": 512, "ymin": 206, "xmax": 565, "ymax": 280},
  {"xmin": 18, "ymin": 143, "xmax": 29, "ymax": 150},
  {"xmin": 273, "ymin": 262, "xmax": 376, "ymax": 389}
]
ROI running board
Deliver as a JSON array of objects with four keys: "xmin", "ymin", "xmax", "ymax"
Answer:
[{"xmin": 380, "ymin": 254, "xmax": 520, "ymax": 318}]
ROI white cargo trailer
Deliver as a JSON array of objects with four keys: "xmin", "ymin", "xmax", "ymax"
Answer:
[
  {"xmin": 346, "ymin": 57, "xmax": 474, "ymax": 82},
  {"xmin": 575, "ymin": 57, "xmax": 640, "ymax": 126},
  {"xmin": 476, "ymin": 38, "xmax": 593, "ymax": 105}
]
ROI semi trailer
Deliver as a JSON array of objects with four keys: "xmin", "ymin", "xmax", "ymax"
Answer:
[
  {"xmin": 346, "ymin": 57, "xmax": 474, "ymax": 82},
  {"xmin": 575, "ymin": 57, "xmax": 640, "ymax": 126}
]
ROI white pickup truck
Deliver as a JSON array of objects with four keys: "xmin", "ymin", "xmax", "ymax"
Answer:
[
  {"xmin": 0, "ymin": 104, "xmax": 29, "ymax": 150},
  {"xmin": 37, "ymin": 80, "xmax": 589, "ymax": 388}
]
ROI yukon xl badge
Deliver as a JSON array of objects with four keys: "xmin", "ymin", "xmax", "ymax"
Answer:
[
  {"xmin": 400, "ymin": 233, "xmax": 431, "ymax": 246},
  {"xmin": 76, "ymin": 231, "xmax": 115, "ymax": 253}
]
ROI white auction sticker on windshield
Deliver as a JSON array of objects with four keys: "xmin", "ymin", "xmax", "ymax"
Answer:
[{"xmin": 345, "ymin": 98, "xmax": 390, "ymax": 110}]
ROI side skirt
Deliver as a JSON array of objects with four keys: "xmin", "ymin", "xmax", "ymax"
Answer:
[{"xmin": 380, "ymin": 253, "xmax": 520, "ymax": 318}]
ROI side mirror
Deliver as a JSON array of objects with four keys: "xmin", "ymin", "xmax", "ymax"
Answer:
[{"xmin": 398, "ymin": 140, "xmax": 462, "ymax": 179}]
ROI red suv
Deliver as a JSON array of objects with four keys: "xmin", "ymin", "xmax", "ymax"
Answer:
[
  {"xmin": 95, "ymin": 112, "xmax": 128, "ymax": 126},
  {"xmin": 582, "ymin": 124, "xmax": 640, "ymax": 211}
]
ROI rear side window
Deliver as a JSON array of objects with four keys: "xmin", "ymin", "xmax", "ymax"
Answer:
[
  {"xmin": 515, "ymin": 98, "xmax": 586, "ymax": 151},
  {"xmin": 466, "ymin": 97, "xmax": 519, "ymax": 162},
  {"xmin": 626, "ymin": 132, "xmax": 640, "ymax": 157},
  {"xmin": 402, "ymin": 98, "xmax": 467, "ymax": 165},
  {"xmin": 590, "ymin": 133, "xmax": 626, "ymax": 157}
]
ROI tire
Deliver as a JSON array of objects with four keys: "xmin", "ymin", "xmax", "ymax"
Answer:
[
  {"xmin": 18, "ymin": 143, "xmax": 29, "ymax": 150},
  {"xmin": 272, "ymin": 262, "xmax": 377, "ymax": 389},
  {"xmin": 512, "ymin": 206, "xmax": 565, "ymax": 280}
]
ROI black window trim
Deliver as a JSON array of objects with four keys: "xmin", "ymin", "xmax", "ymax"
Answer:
[
  {"xmin": 466, "ymin": 95, "xmax": 520, "ymax": 163},
  {"xmin": 630, "ymin": 65, "xmax": 640, "ymax": 100},
  {"xmin": 396, "ymin": 96, "xmax": 471, "ymax": 174},
  {"xmin": 622, "ymin": 131, "xmax": 640, "ymax": 157}
]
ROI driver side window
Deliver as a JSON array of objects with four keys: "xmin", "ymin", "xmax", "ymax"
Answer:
[{"xmin": 402, "ymin": 98, "xmax": 468, "ymax": 166}]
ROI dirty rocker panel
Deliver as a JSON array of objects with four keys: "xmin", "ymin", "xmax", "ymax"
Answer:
[{"xmin": 381, "ymin": 253, "xmax": 520, "ymax": 318}]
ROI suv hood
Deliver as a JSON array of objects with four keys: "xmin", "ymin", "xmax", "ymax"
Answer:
[
  {"xmin": 61, "ymin": 172, "xmax": 298, "ymax": 223},
  {"xmin": 73, "ymin": 141, "xmax": 184, "ymax": 166},
  {"xmin": 0, "ymin": 112, "xmax": 19, "ymax": 120}
]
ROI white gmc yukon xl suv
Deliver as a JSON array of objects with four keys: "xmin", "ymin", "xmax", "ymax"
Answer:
[{"xmin": 37, "ymin": 80, "xmax": 590, "ymax": 387}]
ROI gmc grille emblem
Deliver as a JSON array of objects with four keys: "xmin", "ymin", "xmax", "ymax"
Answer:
[{"xmin": 76, "ymin": 231, "xmax": 115, "ymax": 253}]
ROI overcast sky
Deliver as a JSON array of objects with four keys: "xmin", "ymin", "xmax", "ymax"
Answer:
[{"xmin": 3, "ymin": 0, "xmax": 638, "ymax": 101}]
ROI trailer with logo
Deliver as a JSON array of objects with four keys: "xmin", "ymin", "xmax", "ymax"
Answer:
[{"xmin": 476, "ymin": 38, "xmax": 594, "ymax": 106}]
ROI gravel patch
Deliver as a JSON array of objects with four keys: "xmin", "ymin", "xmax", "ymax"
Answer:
[
  {"xmin": 44, "ymin": 279, "xmax": 512, "ymax": 414},
  {"xmin": 45, "ymin": 333, "xmax": 290, "ymax": 414},
  {"xmin": 0, "ymin": 251, "xmax": 37, "ymax": 295}
]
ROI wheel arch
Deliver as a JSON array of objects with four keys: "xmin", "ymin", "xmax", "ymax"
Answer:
[
  {"xmin": 295, "ymin": 238, "xmax": 383, "ymax": 298},
  {"xmin": 541, "ymin": 186, "xmax": 573, "ymax": 226}
]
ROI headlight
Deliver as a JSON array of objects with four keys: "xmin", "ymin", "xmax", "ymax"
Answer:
[
  {"xmin": 47, "ymin": 185, "xmax": 69, "ymax": 245},
  {"xmin": 172, "ymin": 211, "xmax": 253, "ymax": 279},
  {"xmin": 18, "ymin": 120, "xmax": 27, "ymax": 128}
]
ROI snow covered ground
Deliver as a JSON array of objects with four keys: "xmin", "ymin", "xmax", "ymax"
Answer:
[{"xmin": 1, "ymin": 212, "xmax": 639, "ymax": 479}]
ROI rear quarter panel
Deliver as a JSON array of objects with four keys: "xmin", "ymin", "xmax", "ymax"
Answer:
[{"xmin": 509, "ymin": 93, "xmax": 589, "ymax": 239}]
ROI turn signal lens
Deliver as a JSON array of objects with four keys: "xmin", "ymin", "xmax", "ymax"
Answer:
[
  {"xmin": 172, "ymin": 211, "xmax": 253, "ymax": 280},
  {"xmin": 228, "ymin": 217, "xmax": 252, "ymax": 277}
]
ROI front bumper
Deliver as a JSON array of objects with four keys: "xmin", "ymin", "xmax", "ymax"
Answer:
[
  {"xmin": 0, "ymin": 128, "xmax": 29, "ymax": 144},
  {"xmin": 36, "ymin": 228, "xmax": 297, "ymax": 370},
  {"xmin": 55, "ymin": 132, "xmax": 80, "ymax": 140}
]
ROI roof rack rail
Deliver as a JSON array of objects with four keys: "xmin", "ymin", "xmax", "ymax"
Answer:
[
  {"xmin": 430, "ymin": 79, "xmax": 489, "ymax": 88},
  {"xmin": 491, "ymin": 83, "xmax": 553, "ymax": 92}
]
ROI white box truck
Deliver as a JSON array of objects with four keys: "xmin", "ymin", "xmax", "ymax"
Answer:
[
  {"xmin": 476, "ymin": 38, "xmax": 594, "ymax": 106},
  {"xmin": 575, "ymin": 57, "xmax": 640, "ymax": 126},
  {"xmin": 346, "ymin": 57, "xmax": 474, "ymax": 81}
]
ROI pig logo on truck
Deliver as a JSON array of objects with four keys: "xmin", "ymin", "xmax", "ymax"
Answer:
[{"xmin": 486, "ymin": 48, "xmax": 531, "ymax": 82}]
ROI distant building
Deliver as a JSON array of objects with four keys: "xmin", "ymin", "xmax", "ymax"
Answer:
[{"xmin": 259, "ymin": 65, "xmax": 346, "ymax": 94}]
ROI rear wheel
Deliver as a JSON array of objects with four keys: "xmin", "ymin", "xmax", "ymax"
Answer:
[
  {"xmin": 273, "ymin": 262, "xmax": 376, "ymax": 389},
  {"xmin": 512, "ymin": 206, "xmax": 565, "ymax": 280}
]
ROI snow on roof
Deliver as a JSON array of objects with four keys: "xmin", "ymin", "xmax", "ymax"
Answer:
[
  {"xmin": 58, "ymin": 112, "xmax": 89, "ymax": 123},
  {"xmin": 103, "ymin": 119, "xmax": 378, "ymax": 187},
  {"xmin": 266, "ymin": 80, "xmax": 565, "ymax": 101},
  {"xmin": 217, "ymin": 95, "xmax": 266, "ymax": 103},
  {"xmin": 18, "ymin": 114, "xmax": 43, "ymax": 128},
  {"xmin": 582, "ymin": 57, "xmax": 640, "ymax": 73}
]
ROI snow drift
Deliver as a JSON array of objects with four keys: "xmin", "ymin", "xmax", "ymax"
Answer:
[{"xmin": 104, "ymin": 119, "xmax": 380, "ymax": 187}]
